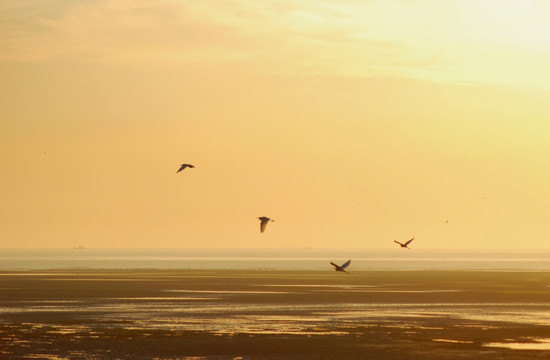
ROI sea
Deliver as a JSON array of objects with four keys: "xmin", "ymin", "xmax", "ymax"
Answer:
[{"xmin": 2, "ymin": 248, "xmax": 550, "ymax": 271}]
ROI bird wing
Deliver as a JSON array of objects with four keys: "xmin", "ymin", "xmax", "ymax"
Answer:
[
  {"xmin": 260, "ymin": 219, "xmax": 267, "ymax": 233},
  {"xmin": 176, "ymin": 164, "xmax": 186, "ymax": 173},
  {"xmin": 394, "ymin": 240, "xmax": 403, "ymax": 246},
  {"xmin": 404, "ymin": 237, "xmax": 414, "ymax": 246},
  {"xmin": 340, "ymin": 260, "xmax": 351, "ymax": 269},
  {"xmin": 330, "ymin": 262, "xmax": 339, "ymax": 269}
]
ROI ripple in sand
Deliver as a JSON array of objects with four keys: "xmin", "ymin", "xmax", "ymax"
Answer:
[
  {"xmin": 47, "ymin": 327, "xmax": 90, "ymax": 335},
  {"xmin": 365, "ymin": 290, "xmax": 461, "ymax": 293},
  {"xmin": 445, "ymin": 307, "xmax": 550, "ymax": 326},
  {"xmin": 261, "ymin": 284, "xmax": 373, "ymax": 287},
  {"xmin": 113, "ymin": 297, "xmax": 218, "ymax": 301},
  {"xmin": 235, "ymin": 330, "xmax": 349, "ymax": 335},
  {"xmin": 120, "ymin": 313, "xmax": 349, "ymax": 336},
  {"xmin": 164, "ymin": 290, "xmax": 288, "ymax": 294}
]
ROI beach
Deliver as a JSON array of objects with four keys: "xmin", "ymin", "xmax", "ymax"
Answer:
[{"xmin": 2, "ymin": 270, "xmax": 550, "ymax": 359}]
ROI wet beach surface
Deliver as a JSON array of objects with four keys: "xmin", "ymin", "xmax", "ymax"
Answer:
[{"xmin": 1, "ymin": 270, "xmax": 550, "ymax": 359}]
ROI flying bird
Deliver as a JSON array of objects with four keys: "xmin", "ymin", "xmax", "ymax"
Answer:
[
  {"xmin": 176, "ymin": 163, "xmax": 195, "ymax": 173},
  {"xmin": 330, "ymin": 260, "xmax": 351, "ymax": 274},
  {"xmin": 258, "ymin": 216, "xmax": 274, "ymax": 233},
  {"xmin": 394, "ymin": 237, "xmax": 414, "ymax": 249}
]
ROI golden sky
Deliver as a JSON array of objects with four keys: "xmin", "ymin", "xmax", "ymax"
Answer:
[{"xmin": 2, "ymin": 0, "xmax": 550, "ymax": 249}]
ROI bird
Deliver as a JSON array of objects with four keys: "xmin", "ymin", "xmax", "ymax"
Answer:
[
  {"xmin": 394, "ymin": 237, "xmax": 414, "ymax": 249},
  {"xmin": 330, "ymin": 260, "xmax": 351, "ymax": 274},
  {"xmin": 176, "ymin": 163, "xmax": 195, "ymax": 173},
  {"xmin": 258, "ymin": 216, "xmax": 274, "ymax": 233}
]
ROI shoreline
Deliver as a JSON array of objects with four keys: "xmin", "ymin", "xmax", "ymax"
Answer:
[
  {"xmin": 4, "ymin": 249, "xmax": 550, "ymax": 273},
  {"xmin": 3, "ymin": 267, "xmax": 550, "ymax": 273}
]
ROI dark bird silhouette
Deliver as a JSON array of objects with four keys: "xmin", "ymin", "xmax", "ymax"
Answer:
[
  {"xmin": 330, "ymin": 260, "xmax": 351, "ymax": 274},
  {"xmin": 394, "ymin": 237, "xmax": 414, "ymax": 249},
  {"xmin": 258, "ymin": 216, "xmax": 274, "ymax": 233},
  {"xmin": 176, "ymin": 163, "xmax": 195, "ymax": 173}
]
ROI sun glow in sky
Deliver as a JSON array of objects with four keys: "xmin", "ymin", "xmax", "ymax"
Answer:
[{"xmin": 2, "ymin": 0, "xmax": 550, "ymax": 249}]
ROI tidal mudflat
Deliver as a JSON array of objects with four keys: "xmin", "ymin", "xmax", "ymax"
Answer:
[{"xmin": 1, "ymin": 270, "xmax": 550, "ymax": 359}]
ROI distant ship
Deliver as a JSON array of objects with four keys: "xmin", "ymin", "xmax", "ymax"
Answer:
[{"xmin": 73, "ymin": 245, "xmax": 85, "ymax": 249}]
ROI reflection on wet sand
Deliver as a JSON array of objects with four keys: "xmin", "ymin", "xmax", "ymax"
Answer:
[
  {"xmin": 484, "ymin": 338, "xmax": 550, "ymax": 350},
  {"xmin": 2, "ymin": 270, "xmax": 550, "ymax": 359},
  {"xmin": 259, "ymin": 284, "xmax": 462, "ymax": 294},
  {"xmin": 433, "ymin": 338, "xmax": 474, "ymax": 344}
]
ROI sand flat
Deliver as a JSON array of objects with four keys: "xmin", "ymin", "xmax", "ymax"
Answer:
[{"xmin": 1, "ymin": 270, "xmax": 550, "ymax": 359}]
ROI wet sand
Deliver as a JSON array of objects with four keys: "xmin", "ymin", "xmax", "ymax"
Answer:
[{"xmin": 2, "ymin": 270, "xmax": 550, "ymax": 359}]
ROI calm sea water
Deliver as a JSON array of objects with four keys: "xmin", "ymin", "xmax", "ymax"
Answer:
[{"xmin": 2, "ymin": 248, "xmax": 550, "ymax": 271}]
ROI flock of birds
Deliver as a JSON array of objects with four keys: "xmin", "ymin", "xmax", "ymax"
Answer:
[
  {"xmin": 330, "ymin": 237, "xmax": 414, "ymax": 275},
  {"xmin": 177, "ymin": 163, "xmax": 415, "ymax": 275}
]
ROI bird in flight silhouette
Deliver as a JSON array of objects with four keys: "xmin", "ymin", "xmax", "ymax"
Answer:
[
  {"xmin": 176, "ymin": 163, "xmax": 195, "ymax": 173},
  {"xmin": 258, "ymin": 216, "xmax": 274, "ymax": 233},
  {"xmin": 330, "ymin": 260, "xmax": 351, "ymax": 274},
  {"xmin": 394, "ymin": 237, "xmax": 414, "ymax": 249}
]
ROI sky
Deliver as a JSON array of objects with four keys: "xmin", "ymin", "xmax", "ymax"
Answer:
[{"xmin": 2, "ymin": 0, "xmax": 550, "ymax": 249}]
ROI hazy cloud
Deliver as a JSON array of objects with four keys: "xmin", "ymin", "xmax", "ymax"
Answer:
[{"xmin": 2, "ymin": 0, "xmax": 550, "ymax": 88}]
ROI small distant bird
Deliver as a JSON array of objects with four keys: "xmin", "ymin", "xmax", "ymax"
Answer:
[
  {"xmin": 445, "ymin": 219, "xmax": 449, "ymax": 224},
  {"xmin": 176, "ymin": 163, "xmax": 195, "ymax": 173},
  {"xmin": 394, "ymin": 237, "xmax": 414, "ymax": 249},
  {"xmin": 258, "ymin": 216, "xmax": 274, "ymax": 233},
  {"xmin": 330, "ymin": 260, "xmax": 351, "ymax": 274}
]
